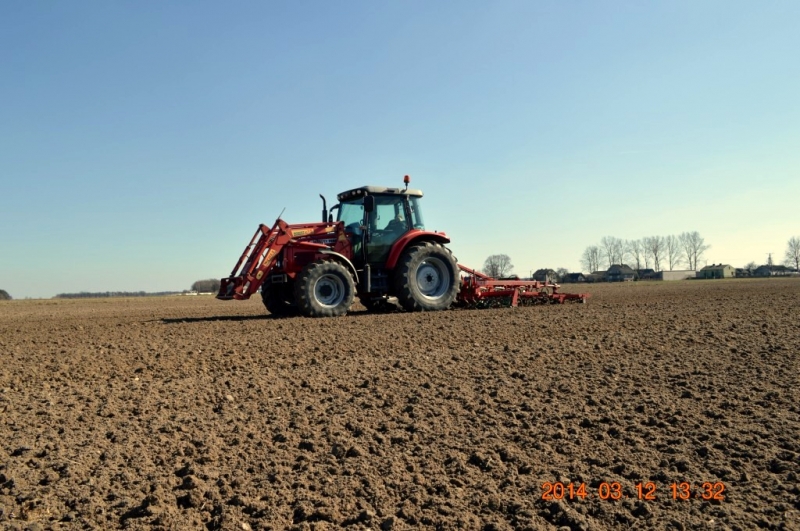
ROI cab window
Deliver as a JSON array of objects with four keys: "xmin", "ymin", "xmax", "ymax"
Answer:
[
  {"xmin": 409, "ymin": 197, "xmax": 424, "ymax": 230},
  {"xmin": 338, "ymin": 200, "xmax": 364, "ymax": 233},
  {"xmin": 368, "ymin": 196, "xmax": 408, "ymax": 234}
]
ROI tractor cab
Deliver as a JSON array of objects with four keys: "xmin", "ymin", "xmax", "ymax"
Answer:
[{"xmin": 336, "ymin": 183, "xmax": 425, "ymax": 267}]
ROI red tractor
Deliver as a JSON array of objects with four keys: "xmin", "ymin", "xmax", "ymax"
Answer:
[{"xmin": 217, "ymin": 176, "xmax": 461, "ymax": 317}]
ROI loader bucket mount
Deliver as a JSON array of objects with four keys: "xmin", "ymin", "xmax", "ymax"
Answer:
[{"xmin": 217, "ymin": 219, "xmax": 292, "ymax": 301}]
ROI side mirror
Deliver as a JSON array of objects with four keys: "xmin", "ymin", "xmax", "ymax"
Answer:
[{"xmin": 364, "ymin": 195, "xmax": 375, "ymax": 213}]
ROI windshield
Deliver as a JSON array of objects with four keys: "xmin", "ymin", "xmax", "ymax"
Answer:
[{"xmin": 337, "ymin": 200, "xmax": 364, "ymax": 232}]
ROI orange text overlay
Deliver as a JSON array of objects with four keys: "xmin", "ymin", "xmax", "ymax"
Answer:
[{"xmin": 541, "ymin": 482, "xmax": 725, "ymax": 502}]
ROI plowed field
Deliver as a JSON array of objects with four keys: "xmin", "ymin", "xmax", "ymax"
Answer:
[{"xmin": 1, "ymin": 279, "xmax": 798, "ymax": 530}]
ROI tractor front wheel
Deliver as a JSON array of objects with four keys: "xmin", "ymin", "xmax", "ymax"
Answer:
[
  {"xmin": 295, "ymin": 261, "xmax": 355, "ymax": 317},
  {"xmin": 394, "ymin": 242, "xmax": 459, "ymax": 312}
]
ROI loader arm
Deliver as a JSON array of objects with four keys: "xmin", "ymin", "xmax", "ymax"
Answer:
[{"xmin": 217, "ymin": 219, "xmax": 294, "ymax": 300}]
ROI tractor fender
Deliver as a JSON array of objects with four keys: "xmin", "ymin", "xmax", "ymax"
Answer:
[
  {"xmin": 319, "ymin": 250, "xmax": 360, "ymax": 284},
  {"xmin": 385, "ymin": 231, "xmax": 451, "ymax": 270}
]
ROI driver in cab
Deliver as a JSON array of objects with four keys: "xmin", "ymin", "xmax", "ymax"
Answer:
[{"xmin": 383, "ymin": 212, "xmax": 407, "ymax": 238}]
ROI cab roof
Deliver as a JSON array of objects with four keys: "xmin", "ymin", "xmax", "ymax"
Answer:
[{"xmin": 337, "ymin": 186, "xmax": 423, "ymax": 202}]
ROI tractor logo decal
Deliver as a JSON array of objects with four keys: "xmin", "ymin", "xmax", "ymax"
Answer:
[
  {"xmin": 291, "ymin": 228, "xmax": 315, "ymax": 237},
  {"xmin": 265, "ymin": 249, "xmax": 278, "ymax": 263}
]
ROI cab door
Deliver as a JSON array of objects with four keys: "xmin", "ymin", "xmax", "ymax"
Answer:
[{"xmin": 364, "ymin": 195, "xmax": 410, "ymax": 266}]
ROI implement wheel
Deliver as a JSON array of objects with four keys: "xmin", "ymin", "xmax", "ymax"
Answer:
[
  {"xmin": 295, "ymin": 261, "xmax": 355, "ymax": 317},
  {"xmin": 261, "ymin": 282, "xmax": 297, "ymax": 317},
  {"xmin": 394, "ymin": 242, "xmax": 459, "ymax": 312}
]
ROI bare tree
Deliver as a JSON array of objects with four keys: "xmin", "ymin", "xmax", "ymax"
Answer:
[
  {"xmin": 601, "ymin": 236, "xmax": 625, "ymax": 268},
  {"xmin": 745, "ymin": 261, "xmax": 758, "ymax": 275},
  {"xmin": 679, "ymin": 233, "xmax": 693, "ymax": 269},
  {"xmin": 600, "ymin": 236, "xmax": 616, "ymax": 269},
  {"xmin": 581, "ymin": 246, "xmax": 602, "ymax": 273},
  {"xmin": 644, "ymin": 236, "xmax": 665, "ymax": 272},
  {"xmin": 627, "ymin": 239, "xmax": 644, "ymax": 271},
  {"xmin": 613, "ymin": 238, "xmax": 626, "ymax": 266},
  {"xmin": 784, "ymin": 236, "xmax": 800, "ymax": 270},
  {"xmin": 555, "ymin": 267, "xmax": 570, "ymax": 282},
  {"xmin": 483, "ymin": 254, "xmax": 513, "ymax": 278},
  {"xmin": 642, "ymin": 240, "xmax": 650, "ymax": 269},
  {"xmin": 665, "ymin": 234, "xmax": 683, "ymax": 270},
  {"xmin": 679, "ymin": 231, "xmax": 710, "ymax": 270}
]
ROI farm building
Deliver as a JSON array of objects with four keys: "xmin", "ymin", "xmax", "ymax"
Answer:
[
  {"xmin": 532, "ymin": 269, "xmax": 558, "ymax": 283},
  {"xmin": 754, "ymin": 265, "xmax": 797, "ymax": 277},
  {"xmin": 658, "ymin": 270, "xmax": 697, "ymax": 281},
  {"xmin": 606, "ymin": 264, "xmax": 636, "ymax": 282},
  {"xmin": 636, "ymin": 268, "xmax": 657, "ymax": 280},
  {"xmin": 561, "ymin": 273, "xmax": 586, "ymax": 283},
  {"xmin": 585, "ymin": 271, "xmax": 607, "ymax": 283},
  {"xmin": 698, "ymin": 264, "xmax": 735, "ymax": 279}
]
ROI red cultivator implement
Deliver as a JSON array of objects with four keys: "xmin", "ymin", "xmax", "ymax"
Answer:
[{"xmin": 457, "ymin": 265, "xmax": 588, "ymax": 308}]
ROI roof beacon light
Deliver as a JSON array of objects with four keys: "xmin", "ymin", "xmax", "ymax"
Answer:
[{"xmin": 403, "ymin": 174, "xmax": 410, "ymax": 191}]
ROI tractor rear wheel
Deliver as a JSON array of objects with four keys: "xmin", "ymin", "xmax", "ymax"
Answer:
[
  {"xmin": 295, "ymin": 261, "xmax": 355, "ymax": 317},
  {"xmin": 261, "ymin": 282, "xmax": 297, "ymax": 317},
  {"xmin": 393, "ymin": 242, "xmax": 459, "ymax": 312}
]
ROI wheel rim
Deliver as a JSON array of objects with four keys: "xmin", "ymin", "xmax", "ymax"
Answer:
[
  {"xmin": 314, "ymin": 274, "xmax": 345, "ymax": 307},
  {"xmin": 416, "ymin": 258, "xmax": 449, "ymax": 300}
]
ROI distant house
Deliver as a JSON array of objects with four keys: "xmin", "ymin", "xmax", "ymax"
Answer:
[
  {"xmin": 562, "ymin": 273, "xmax": 586, "ymax": 283},
  {"xmin": 658, "ymin": 270, "xmax": 697, "ymax": 281},
  {"xmin": 585, "ymin": 271, "xmax": 607, "ymax": 283},
  {"xmin": 754, "ymin": 265, "xmax": 797, "ymax": 277},
  {"xmin": 753, "ymin": 266, "xmax": 771, "ymax": 277},
  {"xmin": 532, "ymin": 269, "xmax": 558, "ymax": 283},
  {"xmin": 637, "ymin": 268, "xmax": 657, "ymax": 280},
  {"xmin": 698, "ymin": 264, "xmax": 735, "ymax": 279},
  {"xmin": 606, "ymin": 264, "xmax": 636, "ymax": 282}
]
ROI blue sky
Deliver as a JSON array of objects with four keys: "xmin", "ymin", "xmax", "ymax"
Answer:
[{"xmin": 1, "ymin": 1, "xmax": 798, "ymax": 298}]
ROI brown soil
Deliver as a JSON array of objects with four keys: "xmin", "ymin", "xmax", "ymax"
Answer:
[{"xmin": 1, "ymin": 279, "xmax": 798, "ymax": 530}]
